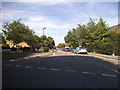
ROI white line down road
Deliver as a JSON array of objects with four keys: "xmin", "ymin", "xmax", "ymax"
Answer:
[
  {"xmin": 50, "ymin": 68, "xmax": 60, "ymax": 71},
  {"xmin": 82, "ymin": 72, "xmax": 96, "ymax": 75}
]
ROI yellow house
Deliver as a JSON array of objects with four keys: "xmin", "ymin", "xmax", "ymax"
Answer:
[
  {"xmin": 6, "ymin": 40, "xmax": 30, "ymax": 48},
  {"xmin": 6, "ymin": 40, "xmax": 14, "ymax": 48}
]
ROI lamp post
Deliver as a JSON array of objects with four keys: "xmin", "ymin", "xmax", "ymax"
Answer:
[
  {"xmin": 43, "ymin": 27, "xmax": 46, "ymax": 35},
  {"xmin": 42, "ymin": 27, "xmax": 46, "ymax": 53}
]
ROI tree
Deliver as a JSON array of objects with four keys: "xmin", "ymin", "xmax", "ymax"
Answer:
[
  {"xmin": 64, "ymin": 29, "xmax": 78, "ymax": 47},
  {"xmin": 39, "ymin": 35, "xmax": 47, "ymax": 47},
  {"xmin": 2, "ymin": 19, "xmax": 37, "ymax": 47},
  {"xmin": 86, "ymin": 18, "xmax": 97, "ymax": 50},
  {"xmin": 0, "ymin": 33, "xmax": 6, "ymax": 44},
  {"xmin": 57, "ymin": 43, "xmax": 66, "ymax": 48},
  {"xmin": 64, "ymin": 24, "xmax": 88, "ymax": 47},
  {"xmin": 28, "ymin": 35, "xmax": 40, "ymax": 48},
  {"xmin": 45, "ymin": 37, "xmax": 55, "ymax": 49},
  {"xmin": 39, "ymin": 35, "xmax": 55, "ymax": 49},
  {"xmin": 106, "ymin": 32, "xmax": 119, "ymax": 55},
  {"xmin": 90, "ymin": 18, "xmax": 109, "ymax": 51},
  {"xmin": 64, "ymin": 17, "xmax": 119, "ymax": 55},
  {"xmin": 75, "ymin": 24, "xmax": 88, "ymax": 47}
]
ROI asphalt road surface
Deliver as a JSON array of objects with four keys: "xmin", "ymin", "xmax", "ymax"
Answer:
[{"xmin": 2, "ymin": 50, "xmax": 119, "ymax": 88}]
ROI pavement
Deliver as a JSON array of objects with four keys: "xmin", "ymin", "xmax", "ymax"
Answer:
[
  {"xmin": 87, "ymin": 53, "xmax": 119, "ymax": 65},
  {"xmin": 88, "ymin": 52, "xmax": 119, "ymax": 60}
]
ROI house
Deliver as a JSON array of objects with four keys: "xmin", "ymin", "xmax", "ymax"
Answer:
[
  {"xmin": 6, "ymin": 40, "xmax": 14, "ymax": 48},
  {"xmin": 6, "ymin": 40, "xmax": 30, "ymax": 48},
  {"xmin": 109, "ymin": 24, "xmax": 120, "ymax": 34},
  {"xmin": 17, "ymin": 41, "xmax": 30, "ymax": 48}
]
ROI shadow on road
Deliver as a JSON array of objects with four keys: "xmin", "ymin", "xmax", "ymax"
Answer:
[{"xmin": 2, "ymin": 55, "xmax": 119, "ymax": 88}]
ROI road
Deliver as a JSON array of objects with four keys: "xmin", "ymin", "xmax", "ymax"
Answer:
[{"xmin": 2, "ymin": 50, "xmax": 119, "ymax": 88}]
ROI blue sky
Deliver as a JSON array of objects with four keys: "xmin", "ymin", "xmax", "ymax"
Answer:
[{"xmin": 2, "ymin": 1, "xmax": 118, "ymax": 45}]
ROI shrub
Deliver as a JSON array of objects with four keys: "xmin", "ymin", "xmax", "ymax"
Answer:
[
  {"xmin": 20, "ymin": 47, "xmax": 32, "ymax": 52},
  {"xmin": 43, "ymin": 47, "xmax": 49, "ymax": 52},
  {"xmin": 11, "ymin": 48, "xmax": 17, "ymax": 51},
  {"xmin": 2, "ymin": 43, "xmax": 10, "ymax": 49}
]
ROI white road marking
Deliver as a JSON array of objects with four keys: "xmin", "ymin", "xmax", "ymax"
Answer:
[
  {"xmin": 65, "ymin": 70, "xmax": 77, "ymax": 72},
  {"xmin": 9, "ymin": 60, "xmax": 15, "ymax": 61},
  {"xmin": 73, "ymin": 70, "xmax": 77, "ymax": 72},
  {"xmin": 50, "ymin": 68, "xmax": 60, "ymax": 71},
  {"xmin": 4, "ymin": 63, "xmax": 118, "ymax": 78},
  {"xmin": 88, "ymin": 61, "xmax": 120, "ymax": 74},
  {"xmin": 15, "ymin": 65, "xmax": 23, "ymax": 67},
  {"xmin": 82, "ymin": 72, "xmax": 96, "ymax": 75},
  {"xmin": 5, "ymin": 64, "xmax": 13, "ymax": 66},
  {"xmin": 36, "ymin": 67, "xmax": 41, "ymax": 69},
  {"xmin": 25, "ymin": 66, "xmax": 33, "ymax": 68},
  {"xmin": 102, "ymin": 74, "xmax": 117, "ymax": 77},
  {"xmin": 36, "ymin": 67, "xmax": 47, "ymax": 70}
]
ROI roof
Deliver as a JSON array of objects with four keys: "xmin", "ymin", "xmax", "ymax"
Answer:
[
  {"xmin": 109, "ymin": 24, "xmax": 120, "ymax": 34},
  {"xmin": 6, "ymin": 40, "xmax": 30, "ymax": 47}
]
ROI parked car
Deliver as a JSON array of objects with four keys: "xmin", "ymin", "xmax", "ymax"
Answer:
[
  {"xmin": 74, "ymin": 47, "xmax": 88, "ymax": 54},
  {"xmin": 64, "ymin": 48, "xmax": 70, "ymax": 52},
  {"xmin": 70, "ymin": 47, "xmax": 77, "ymax": 53},
  {"xmin": 61, "ymin": 48, "xmax": 65, "ymax": 51}
]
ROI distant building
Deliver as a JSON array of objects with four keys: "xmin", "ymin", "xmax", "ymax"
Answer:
[
  {"xmin": 6, "ymin": 40, "xmax": 30, "ymax": 48},
  {"xmin": 65, "ymin": 43, "xmax": 71, "ymax": 48}
]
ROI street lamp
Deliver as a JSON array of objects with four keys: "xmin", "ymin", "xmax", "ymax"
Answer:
[
  {"xmin": 42, "ymin": 27, "xmax": 46, "ymax": 53},
  {"xmin": 43, "ymin": 27, "xmax": 46, "ymax": 35}
]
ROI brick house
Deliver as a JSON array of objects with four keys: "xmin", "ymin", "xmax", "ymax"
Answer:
[{"xmin": 6, "ymin": 40, "xmax": 30, "ymax": 48}]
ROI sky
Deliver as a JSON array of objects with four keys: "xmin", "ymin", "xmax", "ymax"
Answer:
[{"xmin": 1, "ymin": 1, "xmax": 118, "ymax": 46}]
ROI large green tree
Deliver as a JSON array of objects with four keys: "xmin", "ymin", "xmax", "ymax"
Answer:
[
  {"xmin": 2, "ymin": 19, "xmax": 38, "ymax": 47},
  {"xmin": 64, "ymin": 17, "xmax": 119, "ymax": 55},
  {"xmin": 88, "ymin": 17, "xmax": 109, "ymax": 51}
]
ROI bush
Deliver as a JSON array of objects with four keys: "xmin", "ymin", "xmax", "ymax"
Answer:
[
  {"xmin": 11, "ymin": 48, "xmax": 17, "ymax": 51},
  {"xmin": 20, "ymin": 47, "xmax": 32, "ymax": 52},
  {"xmin": 43, "ymin": 47, "xmax": 49, "ymax": 52},
  {"xmin": 2, "ymin": 43, "xmax": 10, "ymax": 49}
]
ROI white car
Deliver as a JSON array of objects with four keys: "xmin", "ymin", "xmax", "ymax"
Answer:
[{"xmin": 74, "ymin": 47, "xmax": 88, "ymax": 54}]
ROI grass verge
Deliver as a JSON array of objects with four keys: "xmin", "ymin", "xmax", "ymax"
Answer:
[{"xmin": 2, "ymin": 51, "xmax": 33, "ymax": 61}]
